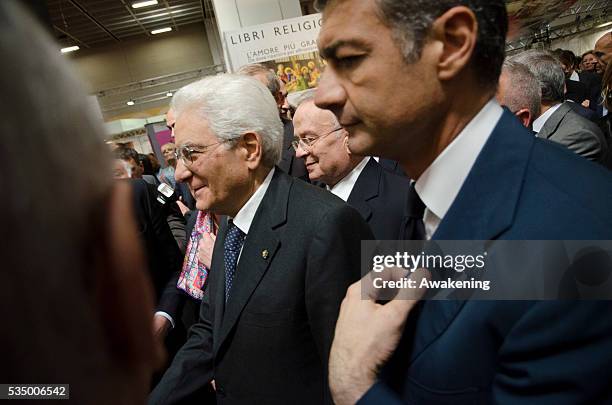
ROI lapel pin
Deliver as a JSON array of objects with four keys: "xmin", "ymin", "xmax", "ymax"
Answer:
[{"xmin": 262, "ymin": 249, "xmax": 269, "ymax": 259}]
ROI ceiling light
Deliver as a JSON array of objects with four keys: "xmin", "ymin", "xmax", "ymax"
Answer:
[
  {"xmin": 60, "ymin": 46, "xmax": 80, "ymax": 53},
  {"xmin": 132, "ymin": 0, "xmax": 158, "ymax": 8},
  {"xmin": 151, "ymin": 27, "xmax": 172, "ymax": 35},
  {"xmin": 127, "ymin": 100, "xmax": 135, "ymax": 106},
  {"xmin": 596, "ymin": 21, "xmax": 612, "ymax": 28},
  {"xmin": 166, "ymin": 92, "xmax": 173, "ymax": 97}
]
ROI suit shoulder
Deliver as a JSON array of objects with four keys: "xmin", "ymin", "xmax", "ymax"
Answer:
[
  {"xmin": 380, "ymin": 167, "xmax": 412, "ymax": 189},
  {"xmin": 529, "ymin": 139, "xmax": 612, "ymax": 224},
  {"xmin": 289, "ymin": 175, "xmax": 348, "ymax": 210},
  {"xmin": 287, "ymin": 175, "xmax": 371, "ymax": 228},
  {"xmin": 564, "ymin": 108, "xmax": 604, "ymax": 135}
]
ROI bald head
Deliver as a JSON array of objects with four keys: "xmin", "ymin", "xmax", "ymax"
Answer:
[
  {"xmin": 293, "ymin": 99, "xmax": 361, "ymax": 187},
  {"xmin": 294, "ymin": 99, "xmax": 338, "ymax": 132},
  {"xmin": 594, "ymin": 32, "xmax": 612, "ymax": 74}
]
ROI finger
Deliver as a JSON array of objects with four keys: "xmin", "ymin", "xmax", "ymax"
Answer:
[
  {"xmin": 383, "ymin": 268, "xmax": 430, "ymax": 316},
  {"xmin": 362, "ymin": 266, "xmax": 411, "ymax": 301}
]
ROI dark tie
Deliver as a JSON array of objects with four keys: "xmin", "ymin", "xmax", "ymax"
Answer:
[
  {"xmin": 400, "ymin": 182, "xmax": 426, "ymax": 240},
  {"xmin": 224, "ymin": 220, "xmax": 246, "ymax": 302}
]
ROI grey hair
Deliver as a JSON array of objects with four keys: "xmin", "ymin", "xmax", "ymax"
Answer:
[
  {"xmin": 315, "ymin": 0, "xmax": 508, "ymax": 89},
  {"xmin": 499, "ymin": 60, "xmax": 542, "ymax": 118},
  {"xmin": 171, "ymin": 74, "xmax": 283, "ymax": 167},
  {"xmin": 511, "ymin": 50, "xmax": 565, "ymax": 103},
  {"xmin": 237, "ymin": 63, "xmax": 281, "ymax": 97},
  {"xmin": 0, "ymin": 0, "xmax": 129, "ymax": 401}
]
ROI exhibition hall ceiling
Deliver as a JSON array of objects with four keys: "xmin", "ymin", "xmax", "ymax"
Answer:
[
  {"xmin": 46, "ymin": 0, "xmax": 607, "ymax": 50},
  {"xmin": 46, "ymin": 0, "xmax": 209, "ymax": 49},
  {"xmin": 46, "ymin": 0, "xmax": 315, "ymax": 50}
]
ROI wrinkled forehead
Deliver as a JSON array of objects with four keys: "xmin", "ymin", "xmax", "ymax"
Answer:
[{"xmin": 174, "ymin": 108, "xmax": 218, "ymax": 145}]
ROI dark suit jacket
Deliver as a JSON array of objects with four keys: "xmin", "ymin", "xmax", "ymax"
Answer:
[
  {"xmin": 150, "ymin": 169, "xmax": 373, "ymax": 405},
  {"xmin": 567, "ymin": 100, "xmax": 599, "ymax": 122},
  {"xmin": 378, "ymin": 158, "xmax": 408, "ymax": 177},
  {"xmin": 578, "ymin": 71, "xmax": 602, "ymax": 114},
  {"xmin": 359, "ymin": 110, "xmax": 612, "ymax": 404},
  {"xmin": 347, "ymin": 157, "xmax": 412, "ymax": 240},
  {"xmin": 278, "ymin": 118, "xmax": 308, "ymax": 179},
  {"xmin": 565, "ymin": 78, "xmax": 588, "ymax": 105},
  {"xmin": 537, "ymin": 101, "xmax": 608, "ymax": 165},
  {"xmin": 129, "ymin": 179, "xmax": 183, "ymax": 311}
]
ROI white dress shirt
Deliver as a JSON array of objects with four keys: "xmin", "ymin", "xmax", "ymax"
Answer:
[
  {"xmin": 155, "ymin": 167, "xmax": 275, "ymax": 327},
  {"xmin": 328, "ymin": 157, "xmax": 369, "ymax": 202},
  {"xmin": 415, "ymin": 99, "xmax": 504, "ymax": 239},
  {"xmin": 569, "ymin": 71, "xmax": 580, "ymax": 82},
  {"xmin": 232, "ymin": 167, "xmax": 275, "ymax": 236},
  {"xmin": 533, "ymin": 103, "xmax": 562, "ymax": 134}
]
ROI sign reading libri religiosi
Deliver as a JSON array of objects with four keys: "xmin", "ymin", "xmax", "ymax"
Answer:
[{"xmin": 224, "ymin": 13, "xmax": 323, "ymax": 74}]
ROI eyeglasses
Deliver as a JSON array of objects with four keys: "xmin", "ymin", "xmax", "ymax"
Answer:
[
  {"xmin": 174, "ymin": 141, "xmax": 225, "ymax": 166},
  {"xmin": 291, "ymin": 126, "xmax": 344, "ymax": 151}
]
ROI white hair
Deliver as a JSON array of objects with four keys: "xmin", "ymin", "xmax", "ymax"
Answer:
[
  {"xmin": 288, "ymin": 88, "xmax": 317, "ymax": 109},
  {"xmin": 171, "ymin": 74, "xmax": 283, "ymax": 168}
]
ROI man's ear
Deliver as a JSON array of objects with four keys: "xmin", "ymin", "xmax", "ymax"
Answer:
[
  {"xmin": 95, "ymin": 182, "xmax": 162, "ymax": 377},
  {"xmin": 240, "ymin": 132, "xmax": 264, "ymax": 169},
  {"xmin": 430, "ymin": 6, "xmax": 478, "ymax": 82},
  {"xmin": 514, "ymin": 108, "xmax": 532, "ymax": 128},
  {"xmin": 343, "ymin": 134, "xmax": 352, "ymax": 155}
]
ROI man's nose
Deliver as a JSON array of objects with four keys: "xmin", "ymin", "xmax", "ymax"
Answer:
[
  {"xmin": 294, "ymin": 143, "xmax": 309, "ymax": 159},
  {"xmin": 174, "ymin": 160, "xmax": 191, "ymax": 183},
  {"xmin": 315, "ymin": 67, "xmax": 346, "ymax": 117}
]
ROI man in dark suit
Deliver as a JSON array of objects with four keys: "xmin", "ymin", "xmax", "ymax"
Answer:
[
  {"xmin": 559, "ymin": 49, "xmax": 601, "ymax": 113},
  {"xmin": 238, "ymin": 63, "xmax": 308, "ymax": 179},
  {"xmin": 150, "ymin": 73, "xmax": 372, "ymax": 404},
  {"xmin": 512, "ymin": 50, "xmax": 608, "ymax": 165},
  {"xmin": 314, "ymin": 0, "xmax": 612, "ymax": 403},
  {"xmin": 293, "ymin": 97, "xmax": 411, "ymax": 240}
]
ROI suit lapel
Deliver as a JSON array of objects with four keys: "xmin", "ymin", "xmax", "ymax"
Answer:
[
  {"xmin": 537, "ymin": 102, "xmax": 570, "ymax": 140},
  {"xmin": 347, "ymin": 158, "xmax": 379, "ymax": 222},
  {"xmin": 213, "ymin": 170, "xmax": 290, "ymax": 356},
  {"xmin": 407, "ymin": 111, "xmax": 534, "ymax": 362},
  {"xmin": 211, "ymin": 217, "xmax": 229, "ymax": 347}
]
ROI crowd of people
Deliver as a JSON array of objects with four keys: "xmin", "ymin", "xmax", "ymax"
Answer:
[{"xmin": 3, "ymin": 0, "xmax": 612, "ymax": 403}]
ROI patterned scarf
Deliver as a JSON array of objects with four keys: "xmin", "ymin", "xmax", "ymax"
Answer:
[{"xmin": 177, "ymin": 211, "xmax": 216, "ymax": 300}]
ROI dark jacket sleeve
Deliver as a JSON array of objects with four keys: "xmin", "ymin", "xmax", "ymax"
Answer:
[
  {"xmin": 357, "ymin": 301, "xmax": 612, "ymax": 404},
  {"xmin": 149, "ymin": 275, "xmax": 215, "ymax": 405},
  {"xmin": 306, "ymin": 204, "xmax": 374, "ymax": 404},
  {"xmin": 165, "ymin": 202, "xmax": 187, "ymax": 255},
  {"xmin": 131, "ymin": 180, "xmax": 184, "ymax": 305}
]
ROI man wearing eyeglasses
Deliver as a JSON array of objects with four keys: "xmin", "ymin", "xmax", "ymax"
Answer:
[
  {"xmin": 293, "ymin": 97, "xmax": 412, "ymax": 240},
  {"xmin": 149, "ymin": 74, "xmax": 373, "ymax": 405}
]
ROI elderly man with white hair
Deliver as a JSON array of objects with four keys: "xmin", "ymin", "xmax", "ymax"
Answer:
[{"xmin": 149, "ymin": 74, "xmax": 372, "ymax": 405}]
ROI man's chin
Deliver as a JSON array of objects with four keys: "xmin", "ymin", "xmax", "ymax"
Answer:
[{"xmin": 346, "ymin": 130, "xmax": 377, "ymax": 156}]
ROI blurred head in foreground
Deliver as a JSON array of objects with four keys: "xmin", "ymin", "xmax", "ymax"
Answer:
[{"xmin": 0, "ymin": 1, "xmax": 158, "ymax": 403}]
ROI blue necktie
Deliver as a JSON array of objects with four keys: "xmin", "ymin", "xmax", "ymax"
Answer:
[{"xmin": 224, "ymin": 220, "xmax": 246, "ymax": 302}]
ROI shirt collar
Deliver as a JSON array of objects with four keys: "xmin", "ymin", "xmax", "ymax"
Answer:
[
  {"xmin": 329, "ymin": 157, "xmax": 369, "ymax": 202},
  {"xmin": 533, "ymin": 103, "xmax": 562, "ymax": 133},
  {"xmin": 231, "ymin": 167, "xmax": 275, "ymax": 235},
  {"xmin": 570, "ymin": 71, "xmax": 580, "ymax": 82},
  {"xmin": 415, "ymin": 99, "xmax": 504, "ymax": 222}
]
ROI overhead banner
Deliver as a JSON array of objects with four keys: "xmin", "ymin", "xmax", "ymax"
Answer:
[{"xmin": 224, "ymin": 13, "xmax": 326, "ymax": 93}]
